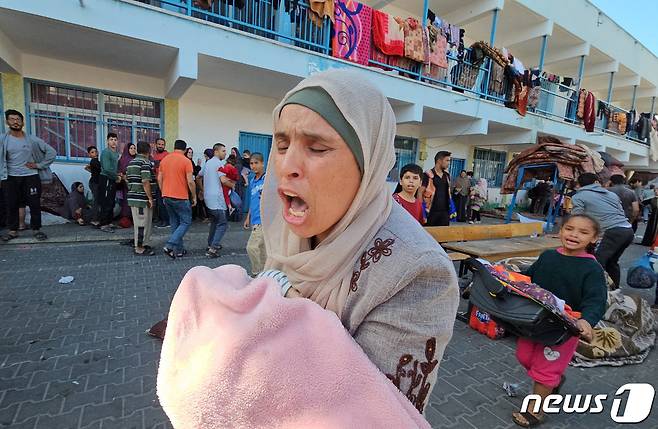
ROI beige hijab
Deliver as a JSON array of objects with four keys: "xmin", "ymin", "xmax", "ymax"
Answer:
[{"xmin": 262, "ymin": 70, "xmax": 397, "ymax": 318}]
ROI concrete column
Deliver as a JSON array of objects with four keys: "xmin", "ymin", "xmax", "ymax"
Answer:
[
  {"xmin": 538, "ymin": 35, "xmax": 548, "ymax": 71},
  {"xmin": 489, "ymin": 9, "xmax": 499, "ymax": 46},
  {"xmin": 1, "ymin": 72, "xmax": 25, "ymax": 113},
  {"xmin": 164, "ymin": 98, "xmax": 179, "ymax": 152}
]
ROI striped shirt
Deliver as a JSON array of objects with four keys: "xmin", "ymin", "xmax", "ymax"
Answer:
[{"xmin": 126, "ymin": 155, "xmax": 156, "ymax": 208}]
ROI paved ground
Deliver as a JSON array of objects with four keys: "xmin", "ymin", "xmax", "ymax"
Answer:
[{"xmin": 0, "ymin": 220, "xmax": 657, "ymax": 428}]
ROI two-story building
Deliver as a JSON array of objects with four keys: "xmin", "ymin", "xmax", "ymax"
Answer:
[{"xmin": 1, "ymin": 0, "xmax": 656, "ymax": 203}]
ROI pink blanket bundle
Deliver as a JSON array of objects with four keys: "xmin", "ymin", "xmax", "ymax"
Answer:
[{"xmin": 157, "ymin": 265, "xmax": 431, "ymax": 429}]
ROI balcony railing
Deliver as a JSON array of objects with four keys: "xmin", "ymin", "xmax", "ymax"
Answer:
[
  {"xmin": 138, "ymin": 0, "xmax": 647, "ymax": 147},
  {"xmin": 147, "ymin": 0, "xmax": 331, "ymax": 53}
]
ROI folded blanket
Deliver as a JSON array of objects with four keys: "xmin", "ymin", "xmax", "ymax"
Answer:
[
  {"xmin": 572, "ymin": 289, "xmax": 657, "ymax": 367},
  {"xmin": 157, "ymin": 265, "xmax": 431, "ymax": 429},
  {"xmin": 372, "ymin": 9, "xmax": 404, "ymax": 57}
]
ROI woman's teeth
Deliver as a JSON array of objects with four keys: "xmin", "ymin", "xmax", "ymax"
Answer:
[{"xmin": 288, "ymin": 207, "xmax": 306, "ymax": 217}]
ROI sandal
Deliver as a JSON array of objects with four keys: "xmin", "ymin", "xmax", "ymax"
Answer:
[
  {"xmin": 134, "ymin": 248, "xmax": 155, "ymax": 256},
  {"xmin": 206, "ymin": 248, "xmax": 220, "ymax": 258},
  {"xmin": 2, "ymin": 233, "xmax": 18, "ymax": 242},
  {"xmin": 512, "ymin": 412, "xmax": 544, "ymax": 427},
  {"xmin": 163, "ymin": 247, "xmax": 176, "ymax": 259},
  {"xmin": 18, "ymin": 225, "xmax": 27, "ymax": 231},
  {"xmin": 33, "ymin": 231, "xmax": 48, "ymax": 241},
  {"xmin": 176, "ymin": 249, "xmax": 188, "ymax": 258}
]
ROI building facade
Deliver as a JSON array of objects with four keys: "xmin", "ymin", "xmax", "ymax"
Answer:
[{"xmin": 1, "ymin": 0, "xmax": 656, "ymax": 204}]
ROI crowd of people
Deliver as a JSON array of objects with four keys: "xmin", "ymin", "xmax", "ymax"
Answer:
[
  {"xmin": 0, "ymin": 108, "xmax": 268, "ymax": 274},
  {"xmin": 390, "ymin": 151, "xmax": 489, "ymax": 227},
  {"xmin": 2, "ymin": 68, "xmax": 657, "ymax": 428}
]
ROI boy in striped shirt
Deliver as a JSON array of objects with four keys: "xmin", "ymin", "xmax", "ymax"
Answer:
[{"xmin": 127, "ymin": 141, "xmax": 156, "ymax": 256}]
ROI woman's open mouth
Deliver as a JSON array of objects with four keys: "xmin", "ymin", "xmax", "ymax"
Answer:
[{"xmin": 280, "ymin": 190, "xmax": 309, "ymax": 225}]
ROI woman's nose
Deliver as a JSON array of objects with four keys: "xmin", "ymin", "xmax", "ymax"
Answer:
[{"xmin": 278, "ymin": 143, "xmax": 304, "ymax": 179}]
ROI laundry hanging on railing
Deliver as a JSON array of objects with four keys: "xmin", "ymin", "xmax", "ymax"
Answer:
[
  {"xmin": 635, "ymin": 112, "xmax": 652, "ymax": 142},
  {"xmin": 577, "ymin": 89, "xmax": 596, "ymax": 132},
  {"xmin": 308, "ymin": 0, "xmax": 335, "ymax": 27},
  {"xmin": 395, "ymin": 17, "xmax": 429, "ymax": 63},
  {"xmin": 331, "ymin": 0, "xmax": 372, "ymax": 66},
  {"xmin": 372, "ymin": 9, "xmax": 404, "ymax": 56}
]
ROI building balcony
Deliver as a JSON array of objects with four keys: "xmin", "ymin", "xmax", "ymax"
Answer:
[{"xmin": 0, "ymin": 0, "xmax": 655, "ymax": 175}]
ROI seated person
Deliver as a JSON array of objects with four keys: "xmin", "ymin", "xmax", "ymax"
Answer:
[{"xmin": 65, "ymin": 182, "xmax": 93, "ymax": 225}]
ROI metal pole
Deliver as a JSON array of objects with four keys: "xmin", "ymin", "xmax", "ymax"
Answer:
[
  {"xmin": 538, "ymin": 35, "xmax": 548, "ymax": 71},
  {"xmin": 570, "ymin": 55, "xmax": 586, "ymax": 120},
  {"xmin": 631, "ymin": 85, "xmax": 638, "ymax": 111},
  {"xmin": 489, "ymin": 9, "xmax": 499, "ymax": 46},
  {"xmin": 606, "ymin": 71, "xmax": 615, "ymax": 104},
  {"xmin": 651, "ymin": 96, "xmax": 656, "ymax": 117},
  {"xmin": 422, "ymin": 0, "xmax": 429, "ymax": 27}
]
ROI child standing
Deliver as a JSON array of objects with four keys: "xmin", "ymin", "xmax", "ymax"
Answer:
[
  {"xmin": 243, "ymin": 152, "xmax": 267, "ymax": 276},
  {"xmin": 512, "ymin": 214, "xmax": 607, "ymax": 427},
  {"xmin": 219, "ymin": 154, "xmax": 240, "ymax": 215},
  {"xmin": 468, "ymin": 178, "xmax": 487, "ymax": 224},
  {"xmin": 392, "ymin": 163, "xmax": 425, "ymax": 224}
]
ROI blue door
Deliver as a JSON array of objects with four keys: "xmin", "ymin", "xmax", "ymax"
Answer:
[
  {"xmin": 449, "ymin": 158, "xmax": 466, "ymax": 179},
  {"xmin": 238, "ymin": 131, "xmax": 272, "ymax": 167}
]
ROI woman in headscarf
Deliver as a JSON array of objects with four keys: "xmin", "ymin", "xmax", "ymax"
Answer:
[
  {"xmin": 117, "ymin": 143, "xmax": 137, "ymax": 224},
  {"xmin": 153, "ymin": 71, "xmax": 460, "ymax": 424},
  {"xmin": 64, "ymin": 182, "xmax": 93, "ymax": 225},
  {"xmin": 260, "ymin": 69, "xmax": 459, "ymax": 413}
]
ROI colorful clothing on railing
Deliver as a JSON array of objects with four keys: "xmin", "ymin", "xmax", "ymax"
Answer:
[
  {"xmin": 427, "ymin": 25, "xmax": 448, "ymax": 69},
  {"xmin": 584, "ymin": 91, "xmax": 596, "ymax": 132},
  {"xmin": 396, "ymin": 17, "xmax": 427, "ymax": 63},
  {"xmin": 332, "ymin": 0, "xmax": 372, "ymax": 66},
  {"xmin": 309, "ymin": 0, "xmax": 335, "ymax": 27},
  {"xmin": 372, "ymin": 9, "xmax": 404, "ymax": 57}
]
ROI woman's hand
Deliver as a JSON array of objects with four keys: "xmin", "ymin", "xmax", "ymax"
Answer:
[{"xmin": 577, "ymin": 319, "xmax": 593, "ymax": 342}]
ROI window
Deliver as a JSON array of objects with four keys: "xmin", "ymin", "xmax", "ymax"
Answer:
[
  {"xmin": 473, "ymin": 148, "xmax": 506, "ymax": 187},
  {"xmin": 448, "ymin": 157, "xmax": 466, "ymax": 179},
  {"xmin": 26, "ymin": 81, "xmax": 163, "ymax": 161},
  {"xmin": 387, "ymin": 136, "xmax": 418, "ymax": 182}
]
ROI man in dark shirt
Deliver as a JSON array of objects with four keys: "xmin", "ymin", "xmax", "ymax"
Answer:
[
  {"xmin": 607, "ymin": 174, "xmax": 639, "ymax": 231},
  {"xmin": 421, "ymin": 151, "xmax": 451, "ymax": 226}
]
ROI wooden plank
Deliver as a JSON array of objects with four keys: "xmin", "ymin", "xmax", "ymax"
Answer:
[
  {"xmin": 442, "ymin": 236, "xmax": 561, "ymax": 260},
  {"xmin": 426, "ymin": 222, "xmax": 545, "ymax": 243},
  {"xmin": 447, "ymin": 252, "xmax": 470, "ymax": 261},
  {"xmin": 509, "ymin": 222, "xmax": 544, "ymax": 237},
  {"xmin": 425, "ymin": 226, "xmax": 464, "ymax": 243}
]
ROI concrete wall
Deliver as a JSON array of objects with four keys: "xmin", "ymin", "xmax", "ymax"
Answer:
[{"xmin": 178, "ymin": 84, "xmax": 278, "ymax": 154}]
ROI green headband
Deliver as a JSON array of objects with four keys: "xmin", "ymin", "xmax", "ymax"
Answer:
[{"xmin": 280, "ymin": 87, "xmax": 363, "ymax": 172}]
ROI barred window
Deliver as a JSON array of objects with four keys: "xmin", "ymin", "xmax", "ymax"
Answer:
[
  {"xmin": 26, "ymin": 81, "xmax": 163, "ymax": 161},
  {"xmin": 473, "ymin": 148, "xmax": 506, "ymax": 187},
  {"xmin": 387, "ymin": 136, "xmax": 419, "ymax": 182}
]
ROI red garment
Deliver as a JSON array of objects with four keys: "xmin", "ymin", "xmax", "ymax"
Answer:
[
  {"xmin": 219, "ymin": 164, "xmax": 239, "ymax": 207},
  {"xmin": 392, "ymin": 193, "xmax": 424, "ymax": 224},
  {"xmin": 516, "ymin": 336, "xmax": 580, "ymax": 388},
  {"xmin": 152, "ymin": 150, "xmax": 169, "ymax": 177},
  {"xmin": 584, "ymin": 91, "xmax": 596, "ymax": 132},
  {"xmin": 372, "ymin": 9, "xmax": 404, "ymax": 56}
]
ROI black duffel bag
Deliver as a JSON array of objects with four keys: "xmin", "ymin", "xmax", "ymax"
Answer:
[{"xmin": 466, "ymin": 258, "xmax": 580, "ymax": 346}]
